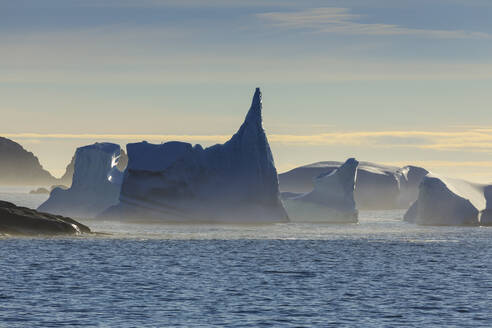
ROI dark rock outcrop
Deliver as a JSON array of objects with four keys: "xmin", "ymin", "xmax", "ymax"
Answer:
[{"xmin": 0, "ymin": 200, "xmax": 90, "ymax": 236}]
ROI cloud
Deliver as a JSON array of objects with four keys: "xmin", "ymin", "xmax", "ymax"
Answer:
[
  {"xmin": 382, "ymin": 160, "xmax": 492, "ymax": 168},
  {"xmin": 73, "ymin": 0, "xmax": 296, "ymax": 8},
  {"xmin": 8, "ymin": 130, "xmax": 492, "ymax": 182},
  {"xmin": 258, "ymin": 7, "xmax": 491, "ymax": 39},
  {"xmin": 1, "ymin": 133, "xmax": 230, "ymax": 143},
  {"xmin": 2, "ymin": 57, "xmax": 492, "ymax": 84},
  {"xmin": 5, "ymin": 128, "xmax": 492, "ymax": 152},
  {"xmin": 19, "ymin": 139, "xmax": 42, "ymax": 144},
  {"xmin": 269, "ymin": 130, "xmax": 492, "ymax": 152},
  {"xmin": 380, "ymin": 160, "xmax": 492, "ymax": 183},
  {"xmin": 1, "ymin": 7, "xmax": 492, "ymax": 84},
  {"xmin": 5, "ymin": 0, "xmax": 292, "ymax": 9}
]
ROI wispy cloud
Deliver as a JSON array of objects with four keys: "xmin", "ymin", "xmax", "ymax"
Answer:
[
  {"xmin": 269, "ymin": 130, "xmax": 492, "ymax": 152},
  {"xmin": 1, "ymin": 9, "xmax": 492, "ymax": 84},
  {"xmin": 258, "ymin": 7, "xmax": 490, "ymax": 39},
  {"xmin": 380, "ymin": 160, "xmax": 492, "ymax": 183},
  {"xmin": 2, "ymin": 58, "xmax": 492, "ymax": 84},
  {"xmin": 5, "ymin": 128, "xmax": 492, "ymax": 152},
  {"xmin": 382, "ymin": 160, "xmax": 492, "ymax": 168},
  {"xmin": 1, "ymin": 133, "xmax": 230, "ymax": 143},
  {"xmin": 74, "ymin": 0, "xmax": 296, "ymax": 8},
  {"xmin": 8, "ymin": 130, "xmax": 492, "ymax": 182}
]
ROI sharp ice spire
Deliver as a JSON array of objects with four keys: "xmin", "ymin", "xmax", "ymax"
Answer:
[{"xmin": 245, "ymin": 87, "xmax": 262, "ymax": 125}]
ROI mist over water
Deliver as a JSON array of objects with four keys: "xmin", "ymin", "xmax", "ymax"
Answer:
[
  {"xmin": 1, "ymin": 188, "xmax": 491, "ymax": 327},
  {"xmin": 0, "ymin": 186, "xmax": 49, "ymax": 209}
]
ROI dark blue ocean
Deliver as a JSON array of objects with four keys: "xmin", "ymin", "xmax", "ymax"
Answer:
[{"xmin": 0, "ymin": 188, "xmax": 491, "ymax": 327}]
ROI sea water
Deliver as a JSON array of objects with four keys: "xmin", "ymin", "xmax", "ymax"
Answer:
[{"xmin": 0, "ymin": 188, "xmax": 490, "ymax": 327}]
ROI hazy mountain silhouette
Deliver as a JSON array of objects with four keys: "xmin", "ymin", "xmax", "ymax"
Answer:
[{"xmin": 0, "ymin": 137, "xmax": 57, "ymax": 186}]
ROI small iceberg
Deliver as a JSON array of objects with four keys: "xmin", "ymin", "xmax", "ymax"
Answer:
[
  {"xmin": 282, "ymin": 158, "xmax": 359, "ymax": 223},
  {"xmin": 404, "ymin": 173, "xmax": 492, "ymax": 226},
  {"xmin": 279, "ymin": 161, "xmax": 427, "ymax": 210}
]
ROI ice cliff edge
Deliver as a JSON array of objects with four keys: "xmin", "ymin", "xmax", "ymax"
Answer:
[
  {"xmin": 404, "ymin": 173, "xmax": 492, "ymax": 226},
  {"xmin": 282, "ymin": 158, "xmax": 359, "ymax": 223},
  {"xmin": 38, "ymin": 143, "xmax": 124, "ymax": 218}
]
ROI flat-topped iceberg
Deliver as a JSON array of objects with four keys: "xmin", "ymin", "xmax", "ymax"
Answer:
[
  {"xmin": 404, "ymin": 173, "xmax": 492, "ymax": 226},
  {"xmin": 100, "ymin": 88, "xmax": 289, "ymax": 223},
  {"xmin": 282, "ymin": 158, "xmax": 358, "ymax": 223},
  {"xmin": 58, "ymin": 149, "xmax": 128, "ymax": 187},
  {"xmin": 38, "ymin": 143, "xmax": 124, "ymax": 218},
  {"xmin": 279, "ymin": 161, "xmax": 427, "ymax": 210}
]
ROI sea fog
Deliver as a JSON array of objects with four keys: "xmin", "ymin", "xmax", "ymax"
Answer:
[{"xmin": 1, "ymin": 186, "xmax": 489, "ymax": 241}]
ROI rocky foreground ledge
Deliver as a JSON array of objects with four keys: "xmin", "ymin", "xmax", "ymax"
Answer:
[{"xmin": 0, "ymin": 201, "xmax": 91, "ymax": 236}]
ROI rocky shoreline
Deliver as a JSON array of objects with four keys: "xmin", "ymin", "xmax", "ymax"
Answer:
[{"xmin": 0, "ymin": 200, "xmax": 90, "ymax": 236}]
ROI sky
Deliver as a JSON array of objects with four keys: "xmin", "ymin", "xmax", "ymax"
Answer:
[{"xmin": 1, "ymin": 0, "xmax": 492, "ymax": 181}]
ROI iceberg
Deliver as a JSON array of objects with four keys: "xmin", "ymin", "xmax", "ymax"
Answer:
[
  {"xmin": 396, "ymin": 165, "xmax": 429, "ymax": 209},
  {"xmin": 58, "ymin": 149, "xmax": 128, "ymax": 187},
  {"xmin": 480, "ymin": 186, "xmax": 492, "ymax": 226},
  {"xmin": 404, "ymin": 173, "xmax": 492, "ymax": 226},
  {"xmin": 282, "ymin": 158, "xmax": 358, "ymax": 223},
  {"xmin": 100, "ymin": 88, "xmax": 289, "ymax": 223},
  {"xmin": 279, "ymin": 161, "xmax": 427, "ymax": 210},
  {"xmin": 38, "ymin": 143, "xmax": 124, "ymax": 218}
]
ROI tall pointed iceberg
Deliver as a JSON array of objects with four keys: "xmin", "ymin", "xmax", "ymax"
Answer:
[{"xmin": 101, "ymin": 88, "xmax": 289, "ymax": 223}]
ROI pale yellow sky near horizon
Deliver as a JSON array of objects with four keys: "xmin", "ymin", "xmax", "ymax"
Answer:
[{"xmin": 6, "ymin": 127, "xmax": 492, "ymax": 184}]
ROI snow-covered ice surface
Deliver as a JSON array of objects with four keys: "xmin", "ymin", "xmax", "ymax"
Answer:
[
  {"xmin": 279, "ymin": 161, "xmax": 427, "ymax": 210},
  {"xmin": 404, "ymin": 173, "xmax": 492, "ymax": 226},
  {"xmin": 101, "ymin": 88, "xmax": 288, "ymax": 223},
  {"xmin": 38, "ymin": 143, "xmax": 124, "ymax": 218},
  {"xmin": 282, "ymin": 158, "xmax": 359, "ymax": 223}
]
